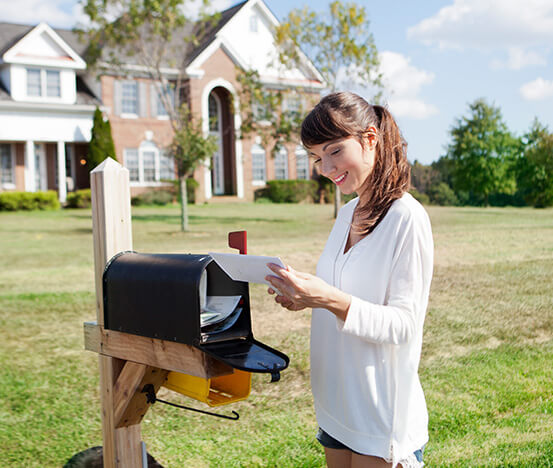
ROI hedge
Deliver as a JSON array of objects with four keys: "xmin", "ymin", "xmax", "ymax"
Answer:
[
  {"xmin": 0, "ymin": 191, "xmax": 60, "ymax": 211},
  {"xmin": 131, "ymin": 189, "xmax": 175, "ymax": 206},
  {"xmin": 259, "ymin": 180, "xmax": 318, "ymax": 203},
  {"xmin": 65, "ymin": 189, "xmax": 91, "ymax": 209}
]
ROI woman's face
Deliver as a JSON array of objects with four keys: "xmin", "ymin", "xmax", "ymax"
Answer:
[{"xmin": 308, "ymin": 133, "xmax": 376, "ymax": 195}]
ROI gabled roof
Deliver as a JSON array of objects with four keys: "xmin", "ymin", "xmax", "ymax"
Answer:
[
  {"xmin": 184, "ymin": 1, "xmax": 248, "ymax": 68},
  {"xmin": 1, "ymin": 22, "xmax": 86, "ymax": 69}
]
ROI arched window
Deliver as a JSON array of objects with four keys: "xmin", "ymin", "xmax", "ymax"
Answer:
[
  {"xmin": 295, "ymin": 145, "xmax": 309, "ymax": 180},
  {"xmin": 275, "ymin": 147, "xmax": 288, "ymax": 180},
  {"xmin": 251, "ymin": 143, "xmax": 266, "ymax": 183},
  {"xmin": 123, "ymin": 140, "xmax": 175, "ymax": 184}
]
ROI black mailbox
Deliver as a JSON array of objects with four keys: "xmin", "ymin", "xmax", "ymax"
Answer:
[{"xmin": 103, "ymin": 251, "xmax": 289, "ymax": 376}]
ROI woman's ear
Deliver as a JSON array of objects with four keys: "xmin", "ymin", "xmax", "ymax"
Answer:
[{"xmin": 365, "ymin": 126, "xmax": 378, "ymax": 149}]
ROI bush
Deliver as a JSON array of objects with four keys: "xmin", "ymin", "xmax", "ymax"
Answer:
[
  {"xmin": 428, "ymin": 182, "xmax": 458, "ymax": 206},
  {"xmin": 131, "ymin": 189, "xmax": 175, "ymax": 206},
  {"xmin": 65, "ymin": 189, "xmax": 91, "ymax": 209},
  {"xmin": 0, "ymin": 191, "xmax": 60, "ymax": 211},
  {"xmin": 409, "ymin": 188, "xmax": 430, "ymax": 205},
  {"xmin": 264, "ymin": 180, "xmax": 318, "ymax": 203}
]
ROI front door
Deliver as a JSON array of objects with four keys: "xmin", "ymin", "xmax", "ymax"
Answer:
[
  {"xmin": 34, "ymin": 143, "xmax": 47, "ymax": 191},
  {"xmin": 208, "ymin": 93, "xmax": 224, "ymax": 195}
]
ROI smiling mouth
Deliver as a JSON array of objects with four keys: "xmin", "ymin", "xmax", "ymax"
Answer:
[{"xmin": 334, "ymin": 172, "xmax": 347, "ymax": 185}]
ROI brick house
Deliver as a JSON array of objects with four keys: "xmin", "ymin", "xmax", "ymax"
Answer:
[{"xmin": 0, "ymin": 0, "xmax": 324, "ymax": 203}]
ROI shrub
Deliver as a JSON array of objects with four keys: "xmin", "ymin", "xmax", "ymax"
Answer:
[
  {"xmin": 428, "ymin": 182, "xmax": 458, "ymax": 206},
  {"xmin": 0, "ymin": 191, "xmax": 60, "ymax": 211},
  {"xmin": 265, "ymin": 180, "xmax": 318, "ymax": 203},
  {"xmin": 65, "ymin": 189, "xmax": 91, "ymax": 208},
  {"xmin": 409, "ymin": 188, "xmax": 430, "ymax": 205},
  {"xmin": 131, "ymin": 189, "xmax": 175, "ymax": 206}
]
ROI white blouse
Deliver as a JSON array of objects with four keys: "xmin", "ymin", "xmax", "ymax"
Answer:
[{"xmin": 311, "ymin": 193, "xmax": 433, "ymax": 467}]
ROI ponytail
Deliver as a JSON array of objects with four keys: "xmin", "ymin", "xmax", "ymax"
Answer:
[{"xmin": 354, "ymin": 105, "xmax": 410, "ymax": 235}]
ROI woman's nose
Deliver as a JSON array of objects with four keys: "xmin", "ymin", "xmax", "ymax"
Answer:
[{"xmin": 320, "ymin": 157, "xmax": 335, "ymax": 177}]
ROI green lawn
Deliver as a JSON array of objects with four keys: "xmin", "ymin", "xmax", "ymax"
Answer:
[{"xmin": 1, "ymin": 203, "xmax": 552, "ymax": 467}]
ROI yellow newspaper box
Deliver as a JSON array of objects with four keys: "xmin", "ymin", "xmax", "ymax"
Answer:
[{"xmin": 164, "ymin": 369, "xmax": 251, "ymax": 407}]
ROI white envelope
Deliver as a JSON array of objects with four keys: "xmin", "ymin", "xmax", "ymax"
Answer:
[{"xmin": 208, "ymin": 252, "xmax": 286, "ymax": 288}]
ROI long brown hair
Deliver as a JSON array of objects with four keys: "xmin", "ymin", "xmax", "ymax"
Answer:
[{"xmin": 301, "ymin": 92, "xmax": 410, "ymax": 235}]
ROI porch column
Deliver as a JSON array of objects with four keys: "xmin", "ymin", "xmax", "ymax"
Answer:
[
  {"xmin": 57, "ymin": 141, "xmax": 67, "ymax": 203},
  {"xmin": 24, "ymin": 140, "xmax": 36, "ymax": 192}
]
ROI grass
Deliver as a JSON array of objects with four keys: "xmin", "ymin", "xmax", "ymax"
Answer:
[{"xmin": 0, "ymin": 202, "xmax": 552, "ymax": 467}]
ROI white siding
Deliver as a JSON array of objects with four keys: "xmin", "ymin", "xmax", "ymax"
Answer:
[
  {"xmin": 219, "ymin": 3, "xmax": 309, "ymax": 82},
  {"xmin": 0, "ymin": 108, "xmax": 93, "ymax": 142}
]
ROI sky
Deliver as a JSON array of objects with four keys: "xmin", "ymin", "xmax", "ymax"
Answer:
[{"xmin": 1, "ymin": 0, "xmax": 552, "ymax": 164}]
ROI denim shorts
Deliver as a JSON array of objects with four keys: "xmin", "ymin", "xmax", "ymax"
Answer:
[{"xmin": 316, "ymin": 428, "xmax": 424, "ymax": 462}]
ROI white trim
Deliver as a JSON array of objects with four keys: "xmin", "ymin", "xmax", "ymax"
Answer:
[
  {"xmin": 2, "ymin": 23, "xmax": 86, "ymax": 70},
  {"xmin": 24, "ymin": 140, "xmax": 35, "ymax": 191},
  {"xmin": 0, "ymin": 100, "xmax": 96, "ymax": 113},
  {"xmin": 57, "ymin": 141, "xmax": 66, "ymax": 202},
  {"xmin": 97, "ymin": 61, "xmax": 180, "ymax": 77},
  {"xmin": 200, "ymin": 78, "xmax": 244, "ymax": 200},
  {"xmin": 209, "ymin": 92, "xmax": 224, "ymax": 195}
]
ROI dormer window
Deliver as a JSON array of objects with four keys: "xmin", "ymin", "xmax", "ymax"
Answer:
[
  {"xmin": 26, "ymin": 69, "xmax": 41, "ymax": 96},
  {"xmin": 26, "ymin": 68, "xmax": 61, "ymax": 98},
  {"xmin": 46, "ymin": 70, "xmax": 61, "ymax": 97}
]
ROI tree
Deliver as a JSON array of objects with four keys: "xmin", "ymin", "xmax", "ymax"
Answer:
[
  {"xmin": 87, "ymin": 107, "xmax": 116, "ymax": 171},
  {"xmin": 274, "ymin": 1, "xmax": 382, "ymax": 217},
  {"xmin": 79, "ymin": 0, "xmax": 219, "ymax": 230},
  {"xmin": 445, "ymin": 99, "xmax": 520, "ymax": 206},
  {"xmin": 516, "ymin": 119, "xmax": 553, "ymax": 208},
  {"xmin": 236, "ymin": 69, "xmax": 306, "ymax": 154},
  {"xmin": 170, "ymin": 106, "xmax": 217, "ymax": 230}
]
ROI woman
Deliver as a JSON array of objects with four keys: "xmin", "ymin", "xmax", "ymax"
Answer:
[{"xmin": 266, "ymin": 92, "xmax": 433, "ymax": 468}]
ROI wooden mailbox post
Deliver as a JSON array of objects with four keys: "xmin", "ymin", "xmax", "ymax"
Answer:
[{"xmin": 84, "ymin": 159, "xmax": 231, "ymax": 467}]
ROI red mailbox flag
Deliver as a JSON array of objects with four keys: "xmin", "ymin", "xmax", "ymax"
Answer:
[{"xmin": 228, "ymin": 231, "xmax": 247, "ymax": 255}]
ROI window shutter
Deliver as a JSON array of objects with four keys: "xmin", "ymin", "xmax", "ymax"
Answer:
[
  {"xmin": 113, "ymin": 80, "xmax": 121, "ymax": 116},
  {"xmin": 139, "ymin": 82, "xmax": 148, "ymax": 118},
  {"xmin": 150, "ymin": 84, "xmax": 158, "ymax": 118}
]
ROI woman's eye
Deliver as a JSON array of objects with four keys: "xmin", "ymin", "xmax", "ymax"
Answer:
[
  {"xmin": 330, "ymin": 148, "xmax": 341, "ymax": 156},
  {"xmin": 313, "ymin": 158, "xmax": 321, "ymax": 164}
]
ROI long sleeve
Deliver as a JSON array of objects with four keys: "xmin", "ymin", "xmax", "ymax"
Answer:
[{"xmin": 337, "ymin": 207, "xmax": 433, "ymax": 345}]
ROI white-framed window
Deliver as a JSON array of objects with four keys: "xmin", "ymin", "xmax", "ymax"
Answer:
[
  {"xmin": 160, "ymin": 150, "xmax": 175, "ymax": 180},
  {"xmin": 0, "ymin": 144, "xmax": 15, "ymax": 188},
  {"xmin": 124, "ymin": 148, "xmax": 139, "ymax": 182},
  {"xmin": 124, "ymin": 142, "xmax": 175, "ymax": 184},
  {"xmin": 46, "ymin": 70, "xmax": 61, "ymax": 97},
  {"xmin": 142, "ymin": 150, "xmax": 156, "ymax": 182},
  {"xmin": 251, "ymin": 143, "xmax": 266, "ymax": 183},
  {"xmin": 295, "ymin": 145, "xmax": 309, "ymax": 180},
  {"xmin": 156, "ymin": 84, "xmax": 174, "ymax": 118},
  {"xmin": 275, "ymin": 147, "xmax": 288, "ymax": 180},
  {"xmin": 26, "ymin": 69, "xmax": 41, "ymax": 96},
  {"xmin": 121, "ymin": 81, "xmax": 139, "ymax": 115},
  {"xmin": 26, "ymin": 68, "xmax": 61, "ymax": 98}
]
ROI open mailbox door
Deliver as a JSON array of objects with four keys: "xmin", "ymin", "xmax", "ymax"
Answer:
[{"xmin": 102, "ymin": 252, "xmax": 289, "ymax": 377}]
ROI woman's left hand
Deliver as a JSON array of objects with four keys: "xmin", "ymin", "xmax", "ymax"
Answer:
[{"xmin": 265, "ymin": 263, "xmax": 351, "ymax": 319}]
